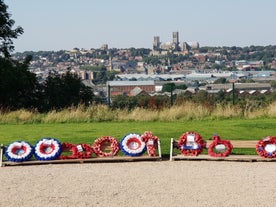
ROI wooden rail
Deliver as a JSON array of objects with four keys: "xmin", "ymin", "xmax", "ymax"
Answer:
[
  {"xmin": 170, "ymin": 139, "xmax": 276, "ymax": 162},
  {"xmin": 2, "ymin": 156, "xmax": 162, "ymax": 167},
  {"xmin": 205, "ymin": 140, "xmax": 257, "ymax": 148},
  {"xmin": 0, "ymin": 141, "xmax": 162, "ymax": 167}
]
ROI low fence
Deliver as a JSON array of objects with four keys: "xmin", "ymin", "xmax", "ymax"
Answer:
[
  {"xmin": 170, "ymin": 132, "xmax": 276, "ymax": 162},
  {"xmin": 0, "ymin": 131, "xmax": 162, "ymax": 167}
]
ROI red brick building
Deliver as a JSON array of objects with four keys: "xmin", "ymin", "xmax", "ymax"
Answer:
[{"xmin": 107, "ymin": 81, "xmax": 155, "ymax": 97}]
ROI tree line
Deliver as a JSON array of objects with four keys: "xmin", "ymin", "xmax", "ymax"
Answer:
[
  {"xmin": 0, "ymin": 1, "xmax": 97, "ymax": 112},
  {"xmin": 0, "ymin": 57, "xmax": 98, "ymax": 112}
]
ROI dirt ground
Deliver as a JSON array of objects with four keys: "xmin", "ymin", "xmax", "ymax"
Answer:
[{"xmin": 0, "ymin": 160, "xmax": 275, "ymax": 207}]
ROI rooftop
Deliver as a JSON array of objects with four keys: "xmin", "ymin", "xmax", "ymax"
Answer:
[{"xmin": 107, "ymin": 80, "xmax": 155, "ymax": 86}]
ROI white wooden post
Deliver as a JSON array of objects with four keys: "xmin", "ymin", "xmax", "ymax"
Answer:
[
  {"xmin": 169, "ymin": 138, "xmax": 174, "ymax": 161},
  {"xmin": 157, "ymin": 140, "xmax": 162, "ymax": 159},
  {"xmin": 0, "ymin": 144, "xmax": 4, "ymax": 167}
]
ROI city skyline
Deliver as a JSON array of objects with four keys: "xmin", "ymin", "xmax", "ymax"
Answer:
[{"xmin": 6, "ymin": 0, "xmax": 276, "ymax": 52}]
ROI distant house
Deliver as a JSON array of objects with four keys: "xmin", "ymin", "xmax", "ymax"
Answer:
[
  {"xmin": 107, "ymin": 81, "xmax": 155, "ymax": 97},
  {"xmin": 203, "ymin": 83, "xmax": 271, "ymax": 91},
  {"xmin": 116, "ymin": 74, "xmax": 185, "ymax": 81},
  {"xmin": 130, "ymin": 87, "xmax": 149, "ymax": 96},
  {"xmin": 173, "ymin": 88, "xmax": 197, "ymax": 95},
  {"xmin": 235, "ymin": 60, "xmax": 264, "ymax": 70},
  {"xmin": 201, "ymin": 83, "xmax": 272, "ymax": 95}
]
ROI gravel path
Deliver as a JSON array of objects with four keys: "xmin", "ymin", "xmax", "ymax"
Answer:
[{"xmin": 0, "ymin": 161, "xmax": 275, "ymax": 207}]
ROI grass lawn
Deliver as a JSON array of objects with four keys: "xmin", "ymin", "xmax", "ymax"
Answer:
[{"xmin": 0, "ymin": 118, "xmax": 276, "ymax": 156}]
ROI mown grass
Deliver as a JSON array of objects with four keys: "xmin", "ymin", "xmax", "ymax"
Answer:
[
  {"xmin": 1, "ymin": 118, "xmax": 275, "ymax": 156},
  {"xmin": 1, "ymin": 102, "xmax": 276, "ymax": 157}
]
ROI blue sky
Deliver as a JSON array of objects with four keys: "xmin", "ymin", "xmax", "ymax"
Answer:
[{"xmin": 6, "ymin": 0, "xmax": 276, "ymax": 52}]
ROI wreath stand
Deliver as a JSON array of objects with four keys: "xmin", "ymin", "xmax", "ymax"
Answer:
[
  {"xmin": 169, "ymin": 138, "xmax": 276, "ymax": 162},
  {"xmin": 0, "ymin": 141, "xmax": 162, "ymax": 167}
]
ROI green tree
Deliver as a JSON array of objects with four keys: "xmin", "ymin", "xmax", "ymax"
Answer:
[
  {"xmin": 129, "ymin": 48, "xmax": 150, "ymax": 57},
  {"xmin": 0, "ymin": 56, "xmax": 39, "ymax": 110},
  {"xmin": 106, "ymin": 70, "xmax": 117, "ymax": 81},
  {"xmin": 240, "ymin": 79, "xmax": 255, "ymax": 83},
  {"xmin": 112, "ymin": 95, "xmax": 138, "ymax": 110},
  {"xmin": 0, "ymin": 0, "xmax": 24, "ymax": 58},
  {"xmin": 0, "ymin": 1, "xmax": 40, "ymax": 110},
  {"xmin": 215, "ymin": 90, "xmax": 225, "ymax": 103},
  {"xmin": 214, "ymin": 77, "xmax": 227, "ymax": 84},
  {"xmin": 137, "ymin": 94, "xmax": 149, "ymax": 108},
  {"xmin": 162, "ymin": 83, "xmax": 176, "ymax": 92},
  {"xmin": 270, "ymin": 80, "xmax": 276, "ymax": 88},
  {"xmin": 193, "ymin": 90, "xmax": 215, "ymax": 106},
  {"xmin": 199, "ymin": 47, "xmax": 208, "ymax": 53},
  {"xmin": 175, "ymin": 84, "xmax": 187, "ymax": 90},
  {"xmin": 92, "ymin": 67, "xmax": 116, "ymax": 84},
  {"xmin": 143, "ymin": 56, "xmax": 161, "ymax": 65},
  {"xmin": 43, "ymin": 71, "xmax": 94, "ymax": 111}
]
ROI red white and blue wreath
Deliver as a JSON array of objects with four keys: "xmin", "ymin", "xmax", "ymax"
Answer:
[
  {"xmin": 178, "ymin": 132, "xmax": 206, "ymax": 156},
  {"xmin": 4, "ymin": 141, "xmax": 33, "ymax": 162},
  {"xmin": 256, "ymin": 136, "xmax": 276, "ymax": 158},
  {"xmin": 120, "ymin": 133, "xmax": 146, "ymax": 157},
  {"xmin": 34, "ymin": 138, "xmax": 61, "ymax": 160}
]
